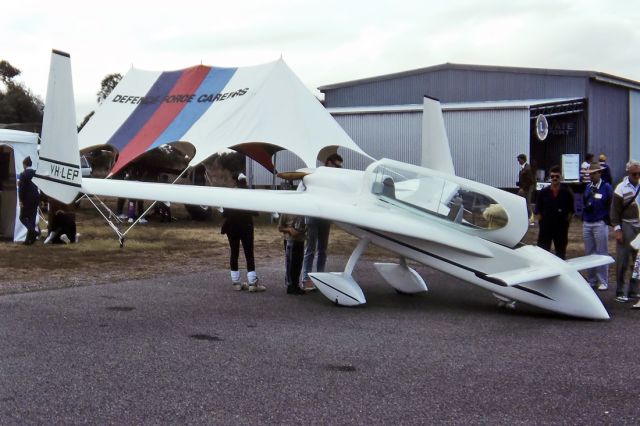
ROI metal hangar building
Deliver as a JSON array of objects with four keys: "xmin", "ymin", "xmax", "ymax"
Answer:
[{"xmin": 318, "ymin": 63, "xmax": 640, "ymax": 188}]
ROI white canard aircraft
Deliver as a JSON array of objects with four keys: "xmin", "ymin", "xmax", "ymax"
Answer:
[{"xmin": 34, "ymin": 50, "xmax": 613, "ymax": 320}]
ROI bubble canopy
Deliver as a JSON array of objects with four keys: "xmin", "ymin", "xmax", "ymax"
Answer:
[{"xmin": 368, "ymin": 161, "xmax": 507, "ymax": 230}]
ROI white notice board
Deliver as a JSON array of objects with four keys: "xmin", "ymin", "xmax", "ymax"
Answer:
[{"xmin": 562, "ymin": 154, "xmax": 580, "ymax": 181}]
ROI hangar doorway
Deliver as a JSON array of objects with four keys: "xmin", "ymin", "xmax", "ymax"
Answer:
[
  {"xmin": 529, "ymin": 99, "xmax": 587, "ymax": 181},
  {"xmin": 0, "ymin": 145, "xmax": 18, "ymax": 239}
]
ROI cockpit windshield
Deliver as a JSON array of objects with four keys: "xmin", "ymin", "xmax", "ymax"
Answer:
[{"xmin": 370, "ymin": 164, "xmax": 508, "ymax": 230}]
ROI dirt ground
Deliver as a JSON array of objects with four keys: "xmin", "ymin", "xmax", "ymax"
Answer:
[{"xmin": 0, "ymin": 198, "xmax": 616, "ymax": 295}]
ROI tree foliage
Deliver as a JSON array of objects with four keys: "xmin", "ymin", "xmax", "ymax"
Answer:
[
  {"xmin": 0, "ymin": 60, "xmax": 20, "ymax": 84},
  {"xmin": 215, "ymin": 151, "xmax": 246, "ymax": 174},
  {"xmin": 77, "ymin": 110, "xmax": 95, "ymax": 132},
  {"xmin": 0, "ymin": 60, "xmax": 43, "ymax": 125},
  {"xmin": 78, "ymin": 73, "xmax": 123, "ymax": 131},
  {"xmin": 96, "ymin": 73, "xmax": 122, "ymax": 104}
]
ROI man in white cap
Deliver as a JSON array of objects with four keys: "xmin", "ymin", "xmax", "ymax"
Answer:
[
  {"xmin": 582, "ymin": 162, "xmax": 613, "ymax": 290},
  {"xmin": 599, "ymin": 153, "xmax": 613, "ymax": 184}
]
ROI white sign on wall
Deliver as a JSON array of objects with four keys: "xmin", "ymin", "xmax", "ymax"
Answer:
[
  {"xmin": 562, "ymin": 153, "xmax": 580, "ymax": 181},
  {"xmin": 535, "ymin": 114, "xmax": 549, "ymax": 141}
]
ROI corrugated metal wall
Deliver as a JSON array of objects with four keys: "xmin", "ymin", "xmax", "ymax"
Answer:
[
  {"xmin": 444, "ymin": 108, "xmax": 530, "ymax": 187},
  {"xmin": 588, "ymin": 82, "xmax": 629, "ymax": 182},
  {"xmin": 248, "ymin": 106, "xmax": 530, "ymax": 188},
  {"xmin": 333, "ymin": 111, "xmax": 421, "ymax": 170},
  {"xmin": 245, "ymin": 111, "xmax": 401, "ymax": 186},
  {"xmin": 247, "ymin": 151, "xmax": 306, "ymax": 188},
  {"xmin": 248, "ymin": 109, "xmax": 421, "ymax": 185},
  {"xmin": 323, "ymin": 69, "xmax": 588, "ymax": 107}
]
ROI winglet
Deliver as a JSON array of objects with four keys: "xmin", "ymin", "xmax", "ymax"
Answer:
[
  {"xmin": 486, "ymin": 266, "xmax": 561, "ymax": 287},
  {"xmin": 33, "ymin": 49, "xmax": 82, "ymax": 204},
  {"xmin": 485, "ymin": 254, "xmax": 614, "ymax": 287},
  {"xmin": 565, "ymin": 255, "xmax": 614, "ymax": 271}
]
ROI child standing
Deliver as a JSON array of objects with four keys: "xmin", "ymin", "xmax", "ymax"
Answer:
[
  {"xmin": 221, "ymin": 173, "xmax": 264, "ymax": 292},
  {"xmin": 278, "ymin": 213, "xmax": 306, "ymax": 295}
]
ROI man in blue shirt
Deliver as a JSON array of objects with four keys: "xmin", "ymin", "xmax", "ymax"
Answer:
[{"xmin": 582, "ymin": 162, "xmax": 613, "ymax": 290}]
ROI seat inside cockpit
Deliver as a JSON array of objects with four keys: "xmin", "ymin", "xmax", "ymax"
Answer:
[{"xmin": 372, "ymin": 176, "xmax": 396, "ymax": 199}]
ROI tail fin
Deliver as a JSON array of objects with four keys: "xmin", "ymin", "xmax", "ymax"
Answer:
[
  {"xmin": 33, "ymin": 49, "xmax": 82, "ymax": 204},
  {"xmin": 421, "ymin": 96, "xmax": 455, "ymax": 175}
]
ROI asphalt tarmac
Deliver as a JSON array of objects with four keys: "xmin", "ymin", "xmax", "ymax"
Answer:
[{"xmin": 1, "ymin": 258, "xmax": 639, "ymax": 425}]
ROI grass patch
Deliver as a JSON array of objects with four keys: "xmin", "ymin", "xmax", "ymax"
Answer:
[{"xmin": 0, "ymin": 197, "xmax": 607, "ymax": 295}]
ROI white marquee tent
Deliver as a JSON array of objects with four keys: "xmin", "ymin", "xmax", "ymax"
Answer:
[{"xmin": 79, "ymin": 58, "xmax": 370, "ymax": 176}]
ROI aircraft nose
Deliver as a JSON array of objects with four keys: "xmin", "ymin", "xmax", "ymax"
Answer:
[
  {"xmin": 579, "ymin": 291, "xmax": 610, "ymax": 320},
  {"xmin": 555, "ymin": 271, "xmax": 610, "ymax": 320}
]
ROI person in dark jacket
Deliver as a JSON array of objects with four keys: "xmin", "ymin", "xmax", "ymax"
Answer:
[
  {"xmin": 18, "ymin": 156, "xmax": 40, "ymax": 245},
  {"xmin": 44, "ymin": 199, "xmax": 77, "ymax": 244},
  {"xmin": 220, "ymin": 173, "xmax": 265, "ymax": 292},
  {"xmin": 535, "ymin": 165, "xmax": 574, "ymax": 259},
  {"xmin": 278, "ymin": 213, "xmax": 307, "ymax": 295},
  {"xmin": 517, "ymin": 153, "xmax": 536, "ymax": 225}
]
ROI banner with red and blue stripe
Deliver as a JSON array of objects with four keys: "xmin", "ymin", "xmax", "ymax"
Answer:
[{"xmin": 104, "ymin": 65, "xmax": 238, "ymax": 175}]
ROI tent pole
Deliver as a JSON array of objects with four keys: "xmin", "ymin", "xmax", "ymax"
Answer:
[
  {"xmin": 87, "ymin": 194, "xmax": 125, "ymax": 223},
  {"xmin": 203, "ymin": 167, "xmax": 214, "ymax": 186},
  {"xmin": 171, "ymin": 165, "xmax": 191, "ymax": 184},
  {"xmin": 37, "ymin": 206, "xmax": 48, "ymax": 231},
  {"xmin": 80, "ymin": 165, "xmax": 194, "ymax": 246},
  {"xmin": 120, "ymin": 165, "xmax": 191, "ymax": 240},
  {"xmin": 84, "ymin": 194, "xmax": 125, "ymax": 241},
  {"xmin": 272, "ymin": 152, "xmax": 277, "ymax": 190}
]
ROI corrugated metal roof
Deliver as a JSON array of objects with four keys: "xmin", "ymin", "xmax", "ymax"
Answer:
[{"xmin": 319, "ymin": 63, "xmax": 640, "ymax": 92}]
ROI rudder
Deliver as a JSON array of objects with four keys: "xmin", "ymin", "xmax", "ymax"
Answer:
[{"xmin": 33, "ymin": 50, "xmax": 82, "ymax": 204}]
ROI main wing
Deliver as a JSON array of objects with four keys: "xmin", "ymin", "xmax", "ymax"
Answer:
[{"xmin": 81, "ymin": 170, "xmax": 493, "ymax": 258}]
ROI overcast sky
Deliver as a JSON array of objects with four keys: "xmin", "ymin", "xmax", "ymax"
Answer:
[{"xmin": 4, "ymin": 0, "xmax": 640, "ymax": 122}]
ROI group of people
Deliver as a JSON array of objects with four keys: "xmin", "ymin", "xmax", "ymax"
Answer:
[
  {"xmin": 114, "ymin": 169, "xmax": 176, "ymax": 224},
  {"xmin": 278, "ymin": 155, "xmax": 343, "ymax": 294},
  {"xmin": 518, "ymin": 152, "xmax": 640, "ymax": 309},
  {"xmin": 115, "ymin": 166, "xmax": 148, "ymax": 224},
  {"xmin": 18, "ymin": 156, "xmax": 77, "ymax": 246},
  {"xmin": 220, "ymin": 153, "xmax": 344, "ymax": 295}
]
